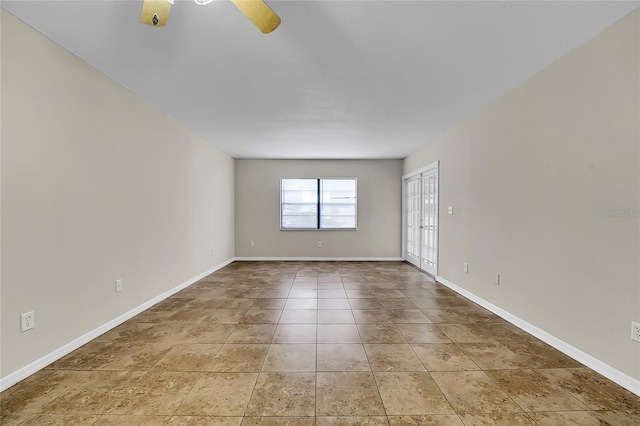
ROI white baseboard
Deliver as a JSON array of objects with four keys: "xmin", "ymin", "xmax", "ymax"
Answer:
[
  {"xmin": 234, "ymin": 257, "xmax": 404, "ymax": 262},
  {"xmin": 0, "ymin": 258, "xmax": 235, "ymax": 392},
  {"xmin": 436, "ymin": 275, "xmax": 640, "ymax": 397}
]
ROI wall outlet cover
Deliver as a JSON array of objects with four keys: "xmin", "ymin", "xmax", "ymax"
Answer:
[
  {"xmin": 21, "ymin": 311, "xmax": 34, "ymax": 332},
  {"xmin": 632, "ymin": 321, "xmax": 640, "ymax": 343}
]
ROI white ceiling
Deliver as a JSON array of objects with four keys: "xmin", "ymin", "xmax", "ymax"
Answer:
[{"xmin": 3, "ymin": 1, "xmax": 639, "ymax": 159}]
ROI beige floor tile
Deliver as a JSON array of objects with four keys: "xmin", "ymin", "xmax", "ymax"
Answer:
[
  {"xmin": 421, "ymin": 307, "xmax": 505, "ymax": 324},
  {"xmin": 399, "ymin": 290, "xmax": 434, "ymax": 298},
  {"xmin": 284, "ymin": 299, "xmax": 318, "ymax": 310},
  {"xmin": 592, "ymin": 410, "xmax": 640, "ymax": 425},
  {"xmin": 347, "ymin": 299, "xmax": 384, "ymax": 309},
  {"xmin": 317, "ymin": 324, "xmax": 362, "ymax": 343},
  {"xmin": 175, "ymin": 373, "xmax": 258, "ymax": 416},
  {"xmin": 410, "ymin": 297, "xmax": 476, "ymax": 310},
  {"xmin": 485, "ymin": 369, "xmax": 588, "ymax": 412},
  {"xmin": 527, "ymin": 411, "xmax": 601, "ymax": 426},
  {"xmin": 374, "ymin": 372, "xmax": 454, "ymax": 415},
  {"xmin": 1, "ymin": 370, "xmax": 95, "ymax": 415},
  {"xmin": 316, "ymin": 372, "xmax": 385, "ymax": 416},
  {"xmin": 457, "ymin": 343, "xmax": 532, "ymax": 370},
  {"xmin": 272, "ymin": 324, "xmax": 317, "ymax": 343},
  {"xmin": 206, "ymin": 344, "xmax": 269, "ymax": 372},
  {"xmin": 20, "ymin": 414, "xmax": 101, "ymax": 425},
  {"xmin": 96, "ymin": 343, "xmax": 173, "ymax": 370},
  {"xmin": 317, "ymin": 344, "xmax": 371, "ymax": 372},
  {"xmin": 166, "ymin": 308, "xmax": 209, "ymax": 323},
  {"xmin": 245, "ymin": 372, "xmax": 315, "ymax": 417},
  {"xmin": 357, "ymin": 324, "xmax": 407, "ymax": 344},
  {"xmin": 6, "ymin": 261, "xmax": 640, "ymax": 424},
  {"xmin": 46, "ymin": 341, "xmax": 118, "ymax": 371},
  {"xmin": 457, "ymin": 413, "xmax": 537, "ymax": 425},
  {"xmin": 318, "ymin": 289, "xmax": 348, "ymax": 299},
  {"xmin": 387, "ymin": 415, "xmax": 463, "ymax": 425},
  {"xmin": 289, "ymin": 289, "xmax": 318, "ymax": 298},
  {"xmin": 461, "ymin": 340, "xmax": 583, "ymax": 370},
  {"xmin": 252, "ymin": 299, "xmax": 287, "ymax": 309},
  {"xmin": 211, "ymin": 298, "xmax": 256, "ymax": 310},
  {"xmin": 168, "ymin": 416, "xmax": 243, "ymax": 425},
  {"xmin": 316, "ymin": 417, "xmax": 390, "ymax": 425},
  {"xmin": 539, "ymin": 368, "xmax": 640, "ymax": 412},
  {"xmin": 105, "ymin": 371, "xmax": 200, "ymax": 415},
  {"xmin": 317, "ymin": 299, "xmax": 351, "ymax": 309},
  {"xmin": 258, "ymin": 290, "xmax": 291, "ymax": 299},
  {"xmin": 242, "ymin": 417, "xmax": 315, "ymax": 425},
  {"xmin": 204, "ymin": 310, "xmax": 247, "ymax": 324},
  {"xmin": 411, "ymin": 344, "xmax": 479, "ymax": 371},
  {"xmin": 364, "ymin": 344, "xmax": 425, "ymax": 372},
  {"xmin": 345, "ymin": 289, "xmax": 375, "ymax": 299},
  {"xmin": 388, "ymin": 310, "xmax": 432, "ymax": 324},
  {"xmin": 40, "ymin": 371, "xmax": 144, "ymax": 415},
  {"xmin": 241, "ymin": 309, "xmax": 283, "ymax": 324},
  {"xmin": 93, "ymin": 414, "xmax": 172, "ymax": 425},
  {"xmin": 0, "ymin": 413, "xmax": 34, "ymax": 426},
  {"xmin": 430, "ymin": 371, "xmax": 523, "ymax": 416},
  {"xmin": 279, "ymin": 309, "xmax": 318, "ymax": 324},
  {"xmin": 396, "ymin": 324, "xmax": 452, "ymax": 344},
  {"xmin": 93, "ymin": 322, "xmax": 156, "ymax": 343},
  {"xmin": 146, "ymin": 323, "xmax": 235, "ymax": 344},
  {"xmin": 317, "ymin": 275, "xmax": 342, "ymax": 283},
  {"xmin": 436, "ymin": 323, "xmax": 534, "ymax": 345},
  {"xmin": 352, "ymin": 310, "xmax": 395, "ymax": 324},
  {"xmin": 372, "ymin": 290, "xmax": 406, "ymax": 299},
  {"xmin": 291, "ymin": 283, "xmax": 317, "ymax": 290},
  {"xmin": 154, "ymin": 344, "xmax": 223, "ymax": 371},
  {"xmin": 318, "ymin": 310, "xmax": 355, "ymax": 324},
  {"xmin": 262, "ymin": 344, "xmax": 316, "ymax": 371},
  {"xmin": 378, "ymin": 298, "xmax": 418, "ymax": 310},
  {"xmin": 226, "ymin": 324, "xmax": 276, "ymax": 344}
]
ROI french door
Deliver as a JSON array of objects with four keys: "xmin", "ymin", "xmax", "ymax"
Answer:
[{"xmin": 403, "ymin": 162, "xmax": 439, "ymax": 276}]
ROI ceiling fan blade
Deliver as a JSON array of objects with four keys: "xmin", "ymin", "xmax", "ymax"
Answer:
[
  {"xmin": 140, "ymin": 0, "xmax": 173, "ymax": 27},
  {"xmin": 230, "ymin": 0, "xmax": 281, "ymax": 34}
]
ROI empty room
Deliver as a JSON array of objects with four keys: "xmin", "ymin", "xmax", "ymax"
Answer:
[{"xmin": 1, "ymin": 1, "xmax": 639, "ymax": 425}]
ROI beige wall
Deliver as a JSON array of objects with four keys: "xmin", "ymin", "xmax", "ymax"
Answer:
[
  {"xmin": 235, "ymin": 160, "xmax": 402, "ymax": 258},
  {"xmin": 405, "ymin": 10, "xmax": 640, "ymax": 380},
  {"xmin": 1, "ymin": 12, "xmax": 235, "ymax": 378}
]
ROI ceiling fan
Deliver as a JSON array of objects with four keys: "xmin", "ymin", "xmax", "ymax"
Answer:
[{"xmin": 140, "ymin": 0, "xmax": 281, "ymax": 34}]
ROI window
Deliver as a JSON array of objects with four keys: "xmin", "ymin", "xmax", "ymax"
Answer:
[{"xmin": 281, "ymin": 178, "xmax": 357, "ymax": 230}]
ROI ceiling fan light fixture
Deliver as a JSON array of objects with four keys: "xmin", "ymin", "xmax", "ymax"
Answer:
[{"xmin": 140, "ymin": 0, "xmax": 174, "ymax": 27}]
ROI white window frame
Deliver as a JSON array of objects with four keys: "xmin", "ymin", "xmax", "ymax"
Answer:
[{"xmin": 280, "ymin": 177, "xmax": 358, "ymax": 231}]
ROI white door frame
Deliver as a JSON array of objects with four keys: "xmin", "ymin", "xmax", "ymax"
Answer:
[{"xmin": 402, "ymin": 161, "xmax": 439, "ymax": 276}]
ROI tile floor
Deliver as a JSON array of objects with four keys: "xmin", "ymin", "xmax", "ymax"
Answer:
[{"xmin": 2, "ymin": 261, "xmax": 640, "ymax": 425}]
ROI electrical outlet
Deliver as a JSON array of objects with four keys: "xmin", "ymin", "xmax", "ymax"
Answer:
[
  {"xmin": 21, "ymin": 311, "xmax": 34, "ymax": 332},
  {"xmin": 250, "ymin": 241, "xmax": 255, "ymax": 247},
  {"xmin": 211, "ymin": 249, "xmax": 215, "ymax": 256},
  {"xmin": 494, "ymin": 273, "xmax": 500, "ymax": 285},
  {"xmin": 317, "ymin": 241, "xmax": 322, "ymax": 248},
  {"xmin": 115, "ymin": 279, "xmax": 123, "ymax": 293},
  {"xmin": 632, "ymin": 321, "xmax": 640, "ymax": 343},
  {"xmin": 463, "ymin": 263, "xmax": 469, "ymax": 273}
]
